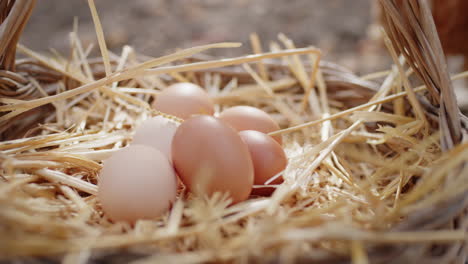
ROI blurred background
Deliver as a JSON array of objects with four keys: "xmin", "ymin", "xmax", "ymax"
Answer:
[
  {"xmin": 20, "ymin": 0, "xmax": 387, "ymax": 74},
  {"xmin": 19, "ymin": 0, "xmax": 468, "ymax": 109}
]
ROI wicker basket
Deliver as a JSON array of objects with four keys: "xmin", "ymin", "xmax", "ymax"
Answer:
[{"xmin": 0, "ymin": 0, "xmax": 467, "ymax": 263}]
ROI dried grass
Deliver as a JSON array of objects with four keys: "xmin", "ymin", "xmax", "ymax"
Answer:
[{"xmin": 0, "ymin": 0, "xmax": 467, "ymax": 263}]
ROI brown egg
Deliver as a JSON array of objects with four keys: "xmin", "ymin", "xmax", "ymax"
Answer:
[
  {"xmin": 152, "ymin": 82, "xmax": 214, "ymax": 119},
  {"xmin": 218, "ymin": 106, "xmax": 282, "ymax": 144},
  {"xmin": 239, "ymin": 130, "xmax": 287, "ymax": 196},
  {"xmin": 98, "ymin": 145, "xmax": 177, "ymax": 222},
  {"xmin": 172, "ymin": 115, "xmax": 254, "ymax": 203}
]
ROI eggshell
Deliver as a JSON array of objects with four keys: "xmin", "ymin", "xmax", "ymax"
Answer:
[
  {"xmin": 98, "ymin": 145, "xmax": 177, "ymax": 222},
  {"xmin": 132, "ymin": 116, "xmax": 179, "ymax": 161},
  {"xmin": 172, "ymin": 115, "xmax": 254, "ymax": 203},
  {"xmin": 239, "ymin": 130, "xmax": 287, "ymax": 196},
  {"xmin": 152, "ymin": 82, "xmax": 214, "ymax": 119},
  {"xmin": 218, "ymin": 106, "xmax": 282, "ymax": 144}
]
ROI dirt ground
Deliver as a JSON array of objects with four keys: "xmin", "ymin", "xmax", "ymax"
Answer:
[{"xmin": 20, "ymin": 0, "xmax": 389, "ymax": 74}]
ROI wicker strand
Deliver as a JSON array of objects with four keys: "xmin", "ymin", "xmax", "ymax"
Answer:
[
  {"xmin": 0, "ymin": 0, "xmax": 36, "ymax": 71},
  {"xmin": 379, "ymin": 0, "xmax": 467, "ymax": 150},
  {"xmin": 367, "ymin": 1, "xmax": 468, "ymax": 263}
]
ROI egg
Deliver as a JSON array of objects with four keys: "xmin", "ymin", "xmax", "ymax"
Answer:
[
  {"xmin": 152, "ymin": 82, "xmax": 214, "ymax": 119},
  {"xmin": 239, "ymin": 130, "xmax": 287, "ymax": 196},
  {"xmin": 132, "ymin": 116, "xmax": 179, "ymax": 161},
  {"xmin": 172, "ymin": 115, "xmax": 254, "ymax": 203},
  {"xmin": 218, "ymin": 106, "xmax": 282, "ymax": 144},
  {"xmin": 98, "ymin": 145, "xmax": 177, "ymax": 222}
]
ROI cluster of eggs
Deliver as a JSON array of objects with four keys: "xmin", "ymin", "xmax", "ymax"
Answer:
[{"xmin": 98, "ymin": 83, "xmax": 287, "ymax": 222}]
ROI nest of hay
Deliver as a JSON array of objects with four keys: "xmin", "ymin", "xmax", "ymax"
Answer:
[{"xmin": 1, "ymin": 0, "xmax": 467, "ymax": 263}]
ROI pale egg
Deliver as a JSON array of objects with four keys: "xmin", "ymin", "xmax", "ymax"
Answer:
[
  {"xmin": 132, "ymin": 115, "xmax": 179, "ymax": 161},
  {"xmin": 98, "ymin": 144, "xmax": 177, "ymax": 222}
]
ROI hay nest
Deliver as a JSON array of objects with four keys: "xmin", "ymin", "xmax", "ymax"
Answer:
[{"xmin": 1, "ymin": 0, "xmax": 467, "ymax": 263}]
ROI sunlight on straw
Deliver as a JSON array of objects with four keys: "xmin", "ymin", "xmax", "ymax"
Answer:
[{"xmin": 87, "ymin": 0, "xmax": 112, "ymax": 76}]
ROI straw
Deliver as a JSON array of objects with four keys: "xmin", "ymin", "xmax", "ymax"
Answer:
[{"xmin": 0, "ymin": 0, "xmax": 467, "ymax": 263}]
